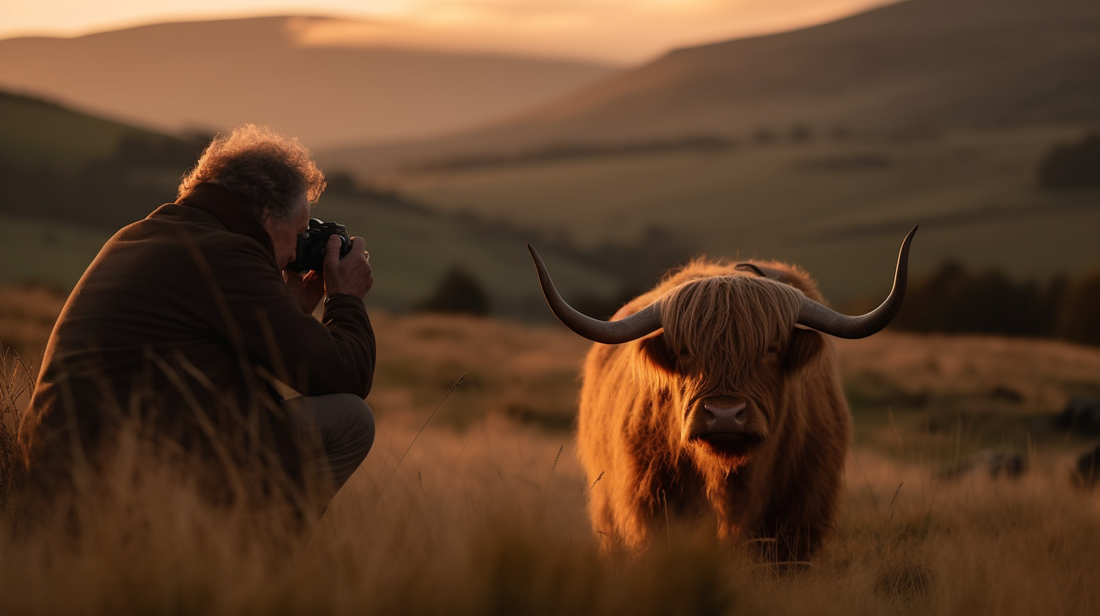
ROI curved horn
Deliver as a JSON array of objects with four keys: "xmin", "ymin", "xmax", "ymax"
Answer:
[
  {"xmin": 796, "ymin": 225, "xmax": 918, "ymax": 339},
  {"xmin": 527, "ymin": 243, "xmax": 662, "ymax": 344}
]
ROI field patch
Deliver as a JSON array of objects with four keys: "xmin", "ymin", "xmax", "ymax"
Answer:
[
  {"xmin": 382, "ymin": 124, "xmax": 1100, "ymax": 302},
  {"xmin": 3, "ymin": 304, "xmax": 1100, "ymax": 615}
]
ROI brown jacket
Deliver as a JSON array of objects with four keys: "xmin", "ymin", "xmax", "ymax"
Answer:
[{"xmin": 18, "ymin": 182, "xmax": 376, "ymax": 483}]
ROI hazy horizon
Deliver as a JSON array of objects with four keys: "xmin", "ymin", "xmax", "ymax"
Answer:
[{"xmin": 0, "ymin": 0, "xmax": 901, "ymax": 64}]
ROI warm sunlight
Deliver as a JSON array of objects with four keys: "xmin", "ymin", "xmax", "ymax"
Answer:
[
  {"xmin": 1, "ymin": 0, "xmax": 899, "ymax": 62},
  {"xmin": 4, "ymin": 0, "xmax": 1100, "ymax": 613}
]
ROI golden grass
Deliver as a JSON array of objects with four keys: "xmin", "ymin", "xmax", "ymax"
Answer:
[
  {"xmin": 837, "ymin": 332, "xmax": 1100, "ymax": 415},
  {"xmin": 4, "ymin": 415, "xmax": 1099, "ymax": 615},
  {"xmin": 836, "ymin": 332, "xmax": 1100, "ymax": 465},
  {"xmin": 3, "ymin": 301, "xmax": 1100, "ymax": 614},
  {"xmin": 367, "ymin": 311, "xmax": 592, "ymax": 430}
]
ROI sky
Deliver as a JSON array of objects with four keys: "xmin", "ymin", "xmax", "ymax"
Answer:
[{"xmin": 0, "ymin": 0, "xmax": 899, "ymax": 64}]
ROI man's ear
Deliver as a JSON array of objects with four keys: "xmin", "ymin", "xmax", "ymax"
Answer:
[
  {"xmin": 785, "ymin": 328, "xmax": 824, "ymax": 374},
  {"xmin": 639, "ymin": 332, "xmax": 678, "ymax": 375}
]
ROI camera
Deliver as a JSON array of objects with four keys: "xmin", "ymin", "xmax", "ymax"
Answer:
[{"xmin": 287, "ymin": 218, "xmax": 353, "ymax": 273}]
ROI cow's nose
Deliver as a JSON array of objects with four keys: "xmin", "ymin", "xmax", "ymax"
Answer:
[{"xmin": 703, "ymin": 400, "xmax": 747, "ymax": 430}]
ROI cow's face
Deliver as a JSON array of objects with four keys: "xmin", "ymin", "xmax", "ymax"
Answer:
[{"xmin": 636, "ymin": 275, "xmax": 823, "ymax": 466}]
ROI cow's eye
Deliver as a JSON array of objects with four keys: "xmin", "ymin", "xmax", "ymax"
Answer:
[{"xmin": 766, "ymin": 345, "xmax": 779, "ymax": 355}]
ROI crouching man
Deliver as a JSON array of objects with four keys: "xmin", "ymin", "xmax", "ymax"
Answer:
[{"xmin": 17, "ymin": 125, "xmax": 376, "ymax": 514}]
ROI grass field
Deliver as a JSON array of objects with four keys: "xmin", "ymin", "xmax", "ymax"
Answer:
[
  {"xmin": 379, "ymin": 123, "xmax": 1100, "ymax": 303},
  {"xmin": 2, "ymin": 292, "xmax": 1100, "ymax": 614},
  {"xmin": 0, "ymin": 215, "xmax": 112, "ymax": 292},
  {"xmin": 318, "ymin": 193, "xmax": 622, "ymax": 317}
]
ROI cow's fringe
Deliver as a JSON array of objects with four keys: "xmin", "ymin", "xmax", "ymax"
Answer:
[{"xmin": 661, "ymin": 276, "xmax": 803, "ymax": 386}]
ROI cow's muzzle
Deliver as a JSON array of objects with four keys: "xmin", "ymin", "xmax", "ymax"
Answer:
[{"xmin": 685, "ymin": 397, "xmax": 767, "ymax": 454}]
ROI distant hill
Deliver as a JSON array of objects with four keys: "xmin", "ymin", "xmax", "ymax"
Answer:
[
  {"xmin": 0, "ymin": 16, "xmax": 618, "ymax": 149},
  {"xmin": 324, "ymin": 0, "xmax": 1100, "ymax": 175},
  {"xmin": 315, "ymin": 0, "xmax": 1100, "ymax": 305}
]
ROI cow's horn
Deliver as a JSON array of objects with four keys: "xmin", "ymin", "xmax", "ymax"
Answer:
[
  {"xmin": 796, "ymin": 225, "xmax": 917, "ymax": 339},
  {"xmin": 528, "ymin": 244, "xmax": 662, "ymax": 344}
]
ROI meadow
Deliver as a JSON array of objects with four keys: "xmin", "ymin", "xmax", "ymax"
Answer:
[
  {"xmin": 377, "ymin": 123, "xmax": 1100, "ymax": 303},
  {"xmin": 7, "ymin": 89, "xmax": 1099, "ymax": 319},
  {"xmin": 0, "ymin": 195, "xmax": 624, "ymax": 322},
  {"xmin": 2, "ymin": 289, "xmax": 1100, "ymax": 615}
]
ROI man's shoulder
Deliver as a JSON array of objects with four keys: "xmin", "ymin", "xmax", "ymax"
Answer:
[
  {"xmin": 117, "ymin": 204, "xmax": 271, "ymax": 259},
  {"xmin": 79, "ymin": 204, "xmax": 281, "ymax": 292}
]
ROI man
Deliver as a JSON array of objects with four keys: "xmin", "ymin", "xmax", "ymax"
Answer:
[{"xmin": 18, "ymin": 125, "xmax": 376, "ymax": 510}]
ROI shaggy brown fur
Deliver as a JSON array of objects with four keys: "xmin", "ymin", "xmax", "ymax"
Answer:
[{"xmin": 578, "ymin": 258, "xmax": 849, "ymax": 561}]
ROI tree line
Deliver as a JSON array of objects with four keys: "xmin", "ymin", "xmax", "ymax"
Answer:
[
  {"xmin": 891, "ymin": 261, "xmax": 1100, "ymax": 348},
  {"xmin": 1039, "ymin": 132, "xmax": 1100, "ymax": 191}
]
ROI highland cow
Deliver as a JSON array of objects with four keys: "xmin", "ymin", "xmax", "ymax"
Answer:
[{"xmin": 528, "ymin": 227, "xmax": 916, "ymax": 561}]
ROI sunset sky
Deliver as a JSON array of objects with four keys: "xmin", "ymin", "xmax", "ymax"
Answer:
[{"xmin": 0, "ymin": 0, "xmax": 898, "ymax": 63}]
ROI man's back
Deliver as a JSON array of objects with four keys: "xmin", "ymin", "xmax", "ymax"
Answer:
[{"xmin": 20, "ymin": 183, "xmax": 376, "ymax": 486}]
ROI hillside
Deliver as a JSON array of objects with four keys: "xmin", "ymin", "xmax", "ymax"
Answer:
[
  {"xmin": 0, "ymin": 91, "xmax": 186, "ymax": 171},
  {"xmin": 494, "ymin": 0, "xmax": 1100, "ymax": 141},
  {"xmin": 0, "ymin": 16, "xmax": 618, "ymax": 149},
  {"xmin": 317, "ymin": 0, "xmax": 1100, "ymax": 305},
  {"xmin": 0, "ymin": 90, "xmax": 209, "ymax": 228},
  {"xmin": 325, "ymin": 0, "xmax": 1100, "ymax": 175},
  {"xmin": 348, "ymin": 123, "xmax": 1100, "ymax": 304},
  {"xmin": 0, "ymin": 90, "xmax": 623, "ymax": 319}
]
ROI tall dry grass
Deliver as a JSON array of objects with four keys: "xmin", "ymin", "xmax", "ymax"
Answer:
[
  {"xmin": 837, "ymin": 332, "xmax": 1100, "ymax": 415},
  {"xmin": 2, "ymin": 295, "xmax": 1100, "ymax": 614}
]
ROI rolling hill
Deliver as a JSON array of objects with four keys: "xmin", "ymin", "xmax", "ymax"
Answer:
[
  {"xmin": 0, "ymin": 90, "xmax": 624, "ymax": 320},
  {"xmin": 0, "ymin": 91, "xmax": 186, "ymax": 171},
  {"xmin": 324, "ymin": 0, "xmax": 1100, "ymax": 175},
  {"xmin": 311, "ymin": 0, "xmax": 1100, "ymax": 307},
  {"xmin": 369, "ymin": 123, "xmax": 1100, "ymax": 303},
  {"xmin": 0, "ymin": 16, "xmax": 618, "ymax": 149}
]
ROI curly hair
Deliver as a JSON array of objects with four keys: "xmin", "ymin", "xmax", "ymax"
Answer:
[{"xmin": 177, "ymin": 124, "xmax": 326, "ymax": 221}]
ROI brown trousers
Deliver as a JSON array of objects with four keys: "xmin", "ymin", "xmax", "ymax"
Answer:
[{"xmin": 282, "ymin": 394, "xmax": 375, "ymax": 503}]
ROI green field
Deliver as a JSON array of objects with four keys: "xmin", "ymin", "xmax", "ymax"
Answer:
[
  {"xmin": 7, "ymin": 90, "xmax": 1098, "ymax": 318},
  {"xmin": 0, "ymin": 215, "xmax": 112, "ymax": 288},
  {"xmin": 381, "ymin": 123, "xmax": 1100, "ymax": 303},
  {"xmin": 315, "ymin": 193, "xmax": 622, "ymax": 317},
  {"xmin": 0, "ymin": 91, "xmax": 168, "ymax": 171},
  {"xmin": 0, "ymin": 198, "xmax": 621, "ymax": 321}
]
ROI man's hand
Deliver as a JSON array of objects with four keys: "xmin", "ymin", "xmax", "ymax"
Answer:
[
  {"xmin": 323, "ymin": 235, "xmax": 373, "ymax": 298},
  {"xmin": 284, "ymin": 269, "xmax": 326, "ymax": 314}
]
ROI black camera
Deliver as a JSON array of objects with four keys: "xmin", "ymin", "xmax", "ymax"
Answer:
[{"xmin": 287, "ymin": 218, "xmax": 353, "ymax": 273}]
